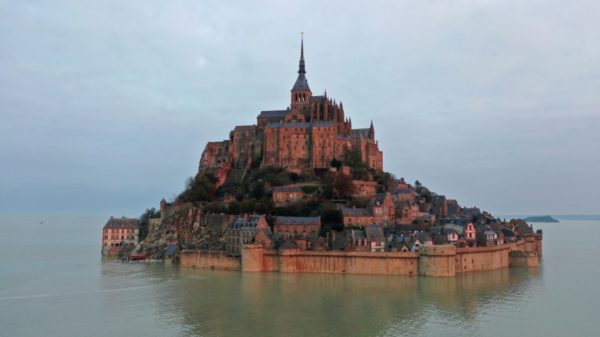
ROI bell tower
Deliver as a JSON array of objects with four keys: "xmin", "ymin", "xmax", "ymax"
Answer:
[{"xmin": 290, "ymin": 33, "xmax": 312, "ymax": 111}]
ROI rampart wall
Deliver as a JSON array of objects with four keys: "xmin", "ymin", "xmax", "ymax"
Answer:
[
  {"xmin": 179, "ymin": 250, "xmax": 240, "ymax": 270},
  {"xmin": 455, "ymin": 245, "xmax": 510, "ymax": 273},
  {"xmin": 179, "ymin": 233, "xmax": 541, "ymax": 277}
]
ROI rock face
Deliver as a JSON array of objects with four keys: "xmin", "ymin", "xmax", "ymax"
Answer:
[{"xmin": 140, "ymin": 202, "xmax": 235, "ymax": 258}]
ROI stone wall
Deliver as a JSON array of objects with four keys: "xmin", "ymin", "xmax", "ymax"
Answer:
[
  {"xmin": 418, "ymin": 245, "xmax": 457, "ymax": 277},
  {"xmin": 179, "ymin": 250, "xmax": 240, "ymax": 270},
  {"xmin": 181, "ymin": 236, "xmax": 541, "ymax": 277},
  {"xmin": 455, "ymin": 245, "xmax": 510, "ymax": 273},
  {"xmin": 509, "ymin": 251, "xmax": 539, "ymax": 267},
  {"xmin": 242, "ymin": 246, "xmax": 418, "ymax": 276}
]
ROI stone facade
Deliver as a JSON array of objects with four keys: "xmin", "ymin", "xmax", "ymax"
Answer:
[
  {"xmin": 396, "ymin": 200, "xmax": 420, "ymax": 224},
  {"xmin": 342, "ymin": 207, "xmax": 374, "ymax": 227},
  {"xmin": 273, "ymin": 216, "xmax": 321, "ymax": 238},
  {"xmin": 225, "ymin": 215, "xmax": 270, "ymax": 256},
  {"xmin": 101, "ymin": 217, "xmax": 139, "ymax": 255},
  {"xmin": 199, "ymin": 37, "xmax": 383, "ymax": 175},
  {"xmin": 371, "ymin": 192, "xmax": 395, "ymax": 225}
]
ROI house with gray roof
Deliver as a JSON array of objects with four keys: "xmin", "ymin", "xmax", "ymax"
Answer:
[
  {"xmin": 365, "ymin": 224, "xmax": 385, "ymax": 252},
  {"xmin": 226, "ymin": 214, "xmax": 269, "ymax": 256},
  {"xmin": 342, "ymin": 207, "xmax": 374, "ymax": 227}
]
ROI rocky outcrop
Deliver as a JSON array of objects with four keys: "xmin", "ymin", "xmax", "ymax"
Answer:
[{"xmin": 140, "ymin": 202, "xmax": 235, "ymax": 258}]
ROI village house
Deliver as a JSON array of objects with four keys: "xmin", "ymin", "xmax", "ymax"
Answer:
[
  {"xmin": 387, "ymin": 234, "xmax": 411, "ymax": 252},
  {"xmin": 477, "ymin": 226, "xmax": 499, "ymax": 247},
  {"xmin": 371, "ymin": 192, "xmax": 396, "ymax": 225},
  {"xmin": 396, "ymin": 200, "xmax": 421, "ymax": 224},
  {"xmin": 101, "ymin": 217, "xmax": 139, "ymax": 255},
  {"xmin": 272, "ymin": 185, "xmax": 304, "ymax": 206},
  {"xmin": 396, "ymin": 178, "xmax": 410, "ymax": 190},
  {"xmin": 495, "ymin": 230, "xmax": 505, "ymax": 245},
  {"xmin": 226, "ymin": 214, "xmax": 269, "ymax": 256},
  {"xmin": 465, "ymin": 222, "xmax": 477, "ymax": 246},
  {"xmin": 345, "ymin": 229, "xmax": 369, "ymax": 251},
  {"xmin": 393, "ymin": 188, "xmax": 417, "ymax": 203},
  {"xmin": 254, "ymin": 227, "xmax": 274, "ymax": 250},
  {"xmin": 274, "ymin": 216, "xmax": 321, "ymax": 239},
  {"xmin": 502, "ymin": 228, "xmax": 517, "ymax": 243},
  {"xmin": 342, "ymin": 207, "xmax": 374, "ymax": 227},
  {"xmin": 365, "ymin": 224, "xmax": 385, "ymax": 252},
  {"xmin": 446, "ymin": 228, "xmax": 460, "ymax": 243}
]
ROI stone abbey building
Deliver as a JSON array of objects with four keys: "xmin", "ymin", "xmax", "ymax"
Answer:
[{"xmin": 199, "ymin": 38, "xmax": 383, "ymax": 180}]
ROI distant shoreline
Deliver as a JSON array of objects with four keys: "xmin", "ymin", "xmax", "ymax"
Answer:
[
  {"xmin": 523, "ymin": 215, "xmax": 559, "ymax": 223},
  {"xmin": 498, "ymin": 215, "xmax": 600, "ymax": 222}
]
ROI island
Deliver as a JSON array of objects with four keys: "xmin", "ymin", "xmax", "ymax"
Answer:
[
  {"xmin": 524, "ymin": 215, "xmax": 559, "ymax": 223},
  {"xmin": 100, "ymin": 37, "xmax": 543, "ymax": 277}
]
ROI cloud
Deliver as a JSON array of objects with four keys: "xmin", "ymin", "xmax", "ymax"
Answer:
[{"xmin": 0, "ymin": 0, "xmax": 598, "ymax": 214}]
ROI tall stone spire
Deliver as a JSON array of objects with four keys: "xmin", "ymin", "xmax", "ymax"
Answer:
[
  {"xmin": 368, "ymin": 120, "xmax": 375, "ymax": 140},
  {"xmin": 291, "ymin": 33, "xmax": 312, "ymax": 108},
  {"xmin": 291, "ymin": 33, "xmax": 310, "ymax": 93},
  {"xmin": 298, "ymin": 32, "xmax": 306, "ymax": 75}
]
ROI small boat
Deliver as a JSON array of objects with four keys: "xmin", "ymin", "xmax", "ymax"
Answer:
[{"xmin": 129, "ymin": 254, "xmax": 146, "ymax": 262}]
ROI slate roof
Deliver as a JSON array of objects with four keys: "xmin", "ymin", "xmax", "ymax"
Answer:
[
  {"xmin": 258, "ymin": 110, "xmax": 287, "ymax": 118},
  {"xmin": 502, "ymin": 228, "xmax": 515, "ymax": 237},
  {"xmin": 233, "ymin": 125, "xmax": 256, "ymax": 132},
  {"xmin": 351, "ymin": 128, "xmax": 370, "ymax": 138},
  {"xmin": 431, "ymin": 224, "xmax": 465, "ymax": 235},
  {"xmin": 265, "ymin": 121, "xmax": 335, "ymax": 128},
  {"xmin": 372, "ymin": 192, "xmax": 388, "ymax": 205},
  {"xmin": 272, "ymin": 186, "xmax": 303, "ymax": 193},
  {"xmin": 275, "ymin": 216, "xmax": 321, "ymax": 226},
  {"xmin": 342, "ymin": 207, "xmax": 372, "ymax": 217},
  {"xmin": 229, "ymin": 215, "xmax": 264, "ymax": 229},
  {"xmin": 439, "ymin": 217, "xmax": 470, "ymax": 226},
  {"xmin": 104, "ymin": 217, "xmax": 139, "ymax": 229},
  {"xmin": 365, "ymin": 224, "xmax": 385, "ymax": 242},
  {"xmin": 292, "ymin": 74, "xmax": 310, "ymax": 91}
]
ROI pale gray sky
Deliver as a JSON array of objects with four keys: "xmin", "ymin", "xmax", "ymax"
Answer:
[{"xmin": 1, "ymin": 0, "xmax": 599, "ymax": 216}]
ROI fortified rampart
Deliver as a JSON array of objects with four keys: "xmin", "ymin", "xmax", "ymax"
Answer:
[
  {"xmin": 455, "ymin": 245, "xmax": 510, "ymax": 273},
  {"xmin": 180, "ymin": 250, "xmax": 240, "ymax": 270},
  {"xmin": 180, "ymin": 233, "xmax": 542, "ymax": 277}
]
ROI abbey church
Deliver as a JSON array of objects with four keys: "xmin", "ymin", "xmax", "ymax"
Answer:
[{"xmin": 199, "ymin": 38, "xmax": 383, "ymax": 182}]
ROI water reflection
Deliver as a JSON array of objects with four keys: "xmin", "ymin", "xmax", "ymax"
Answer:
[{"xmin": 157, "ymin": 267, "xmax": 542, "ymax": 337}]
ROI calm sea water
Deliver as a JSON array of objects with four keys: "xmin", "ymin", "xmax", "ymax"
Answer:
[{"xmin": 0, "ymin": 215, "xmax": 598, "ymax": 337}]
